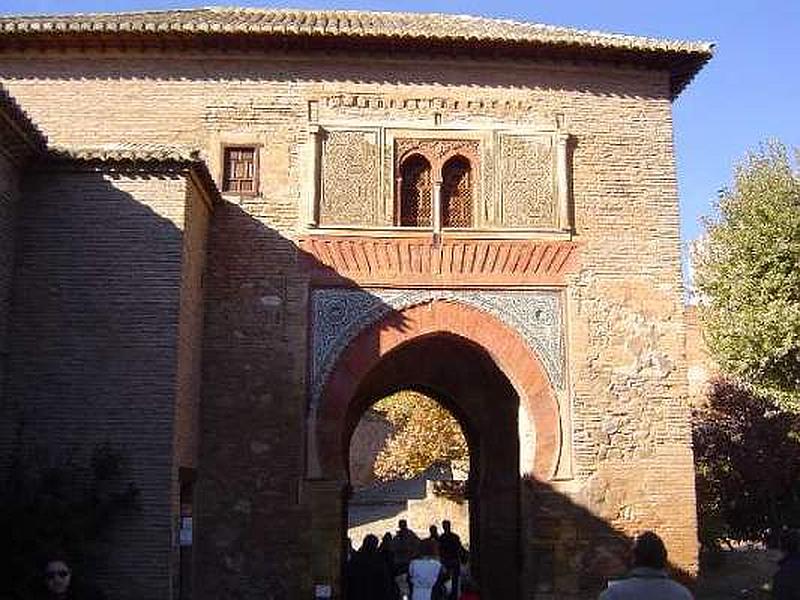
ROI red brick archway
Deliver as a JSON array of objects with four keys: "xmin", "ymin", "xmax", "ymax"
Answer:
[{"xmin": 316, "ymin": 299, "xmax": 561, "ymax": 482}]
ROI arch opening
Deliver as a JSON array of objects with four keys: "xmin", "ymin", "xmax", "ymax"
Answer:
[
  {"xmin": 347, "ymin": 389, "xmax": 473, "ymax": 575},
  {"xmin": 441, "ymin": 155, "xmax": 473, "ymax": 228},
  {"xmin": 343, "ymin": 333, "xmax": 521, "ymax": 599},
  {"xmin": 399, "ymin": 154, "xmax": 433, "ymax": 227}
]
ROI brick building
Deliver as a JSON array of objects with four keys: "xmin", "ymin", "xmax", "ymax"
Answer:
[{"xmin": 0, "ymin": 8, "xmax": 712, "ymax": 599}]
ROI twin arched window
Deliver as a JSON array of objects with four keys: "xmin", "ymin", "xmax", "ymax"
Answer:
[{"xmin": 398, "ymin": 154, "xmax": 473, "ymax": 228}]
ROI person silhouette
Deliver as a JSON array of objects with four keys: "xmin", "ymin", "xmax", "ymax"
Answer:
[
  {"xmin": 438, "ymin": 520, "xmax": 465, "ymax": 600},
  {"xmin": 394, "ymin": 519, "xmax": 421, "ymax": 576},
  {"xmin": 598, "ymin": 531, "xmax": 692, "ymax": 600},
  {"xmin": 346, "ymin": 534, "xmax": 394, "ymax": 600}
]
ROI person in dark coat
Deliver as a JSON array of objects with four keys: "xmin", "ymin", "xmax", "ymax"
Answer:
[
  {"xmin": 774, "ymin": 529, "xmax": 800, "ymax": 600},
  {"xmin": 346, "ymin": 534, "xmax": 394, "ymax": 600},
  {"xmin": 380, "ymin": 532, "xmax": 401, "ymax": 600},
  {"xmin": 394, "ymin": 519, "xmax": 421, "ymax": 575},
  {"xmin": 438, "ymin": 520, "xmax": 466, "ymax": 600}
]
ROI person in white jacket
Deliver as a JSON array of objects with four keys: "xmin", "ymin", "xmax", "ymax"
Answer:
[
  {"xmin": 408, "ymin": 539, "xmax": 444, "ymax": 600},
  {"xmin": 599, "ymin": 531, "xmax": 692, "ymax": 600}
]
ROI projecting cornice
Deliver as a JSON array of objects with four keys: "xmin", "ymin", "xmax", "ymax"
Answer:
[{"xmin": 298, "ymin": 236, "xmax": 579, "ymax": 287}]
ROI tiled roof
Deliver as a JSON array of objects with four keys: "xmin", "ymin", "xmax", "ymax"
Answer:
[
  {"xmin": 0, "ymin": 7, "xmax": 713, "ymax": 97},
  {"xmin": 0, "ymin": 7, "xmax": 711, "ymax": 54},
  {"xmin": 48, "ymin": 143, "xmax": 221, "ymax": 202},
  {"xmin": 49, "ymin": 142, "xmax": 204, "ymax": 163},
  {"xmin": 0, "ymin": 84, "xmax": 47, "ymax": 152}
]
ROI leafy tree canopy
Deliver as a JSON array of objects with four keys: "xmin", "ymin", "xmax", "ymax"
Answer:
[
  {"xmin": 372, "ymin": 390, "xmax": 468, "ymax": 481},
  {"xmin": 694, "ymin": 378, "xmax": 800, "ymax": 547},
  {"xmin": 694, "ymin": 142, "xmax": 800, "ymax": 408}
]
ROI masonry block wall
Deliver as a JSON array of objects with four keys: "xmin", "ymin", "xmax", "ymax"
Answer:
[
  {"xmin": 1, "ymin": 48, "xmax": 697, "ymax": 598},
  {"xmin": 6, "ymin": 163, "xmax": 207, "ymax": 599}
]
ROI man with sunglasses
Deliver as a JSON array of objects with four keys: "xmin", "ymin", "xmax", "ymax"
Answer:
[{"xmin": 42, "ymin": 556, "xmax": 106, "ymax": 600}]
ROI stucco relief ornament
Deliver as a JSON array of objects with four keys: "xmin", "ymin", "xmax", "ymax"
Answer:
[{"xmin": 310, "ymin": 288, "xmax": 565, "ymax": 407}]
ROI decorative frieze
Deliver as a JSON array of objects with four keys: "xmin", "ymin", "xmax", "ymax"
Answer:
[
  {"xmin": 298, "ymin": 236, "xmax": 579, "ymax": 287},
  {"xmin": 309, "ymin": 288, "xmax": 565, "ymax": 407}
]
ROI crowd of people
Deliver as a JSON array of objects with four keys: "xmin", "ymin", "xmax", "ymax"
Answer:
[
  {"xmin": 345, "ymin": 519, "xmax": 477, "ymax": 600},
  {"xmin": 33, "ymin": 528, "xmax": 800, "ymax": 599}
]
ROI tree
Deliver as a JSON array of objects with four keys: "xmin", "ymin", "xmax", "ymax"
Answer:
[
  {"xmin": 693, "ymin": 142, "xmax": 800, "ymax": 409},
  {"xmin": 694, "ymin": 378, "xmax": 800, "ymax": 548},
  {"xmin": 372, "ymin": 390, "xmax": 469, "ymax": 481}
]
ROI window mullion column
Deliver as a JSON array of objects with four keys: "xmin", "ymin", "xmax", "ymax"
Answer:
[{"xmin": 432, "ymin": 176, "xmax": 443, "ymax": 234}]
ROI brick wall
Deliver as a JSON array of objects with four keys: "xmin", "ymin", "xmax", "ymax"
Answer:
[
  {"xmin": 173, "ymin": 177, "xmax": 212, "ymax": 471},
  {"xmin": 0, "ymin": 48, "xmax": 698, "ymax": 597},
  {"xmin": 7, "ymin": 162, "xmax": 202, "ymax": 599},
  {"xmin": 0, "ymin": 149, "xmax": 20, "ymax": 411}
]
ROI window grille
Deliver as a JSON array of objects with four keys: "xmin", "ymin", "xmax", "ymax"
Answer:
[
  {"xmin": 400, "ymin": 155, "xmax": 433, "ymax": 227},
  {"xmin": 222, "ymin": 147, "xmax": 257, "ymax": 194},
  {"xmin": 441, "ymin": 156, "xmax": 472, "ymax": 228}
]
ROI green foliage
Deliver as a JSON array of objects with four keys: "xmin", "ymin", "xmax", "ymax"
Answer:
[
  {"xmin": 372, "ymin": 390, "xmax": 469, "ymax": 481},
  {"xmin": 694, "ymin": 378, "xmax": 800, "ymax": 548},
  {"xmin": 694, "ymin": 142, "xmax": 800, "ymax": 409},
  {"xmin": 0, "ymin": 442, "xmax": 139, "ymax": 599}
]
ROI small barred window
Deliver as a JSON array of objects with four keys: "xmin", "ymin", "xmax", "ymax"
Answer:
[{"xmin": 222, "ymin": 147, "xmax": 257, "ymax": 194}]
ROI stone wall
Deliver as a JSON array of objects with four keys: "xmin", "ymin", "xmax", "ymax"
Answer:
[
  {"xmin": 0, "ymin": 48, "xmax": 696, "ymax": 598},
  {"xmin": 685, "ymin": 305, "xmax": 717, "ymax": 406},
  {"xmin": 348, "ymin": 479, "xmax": 470, "ymax": 549}
]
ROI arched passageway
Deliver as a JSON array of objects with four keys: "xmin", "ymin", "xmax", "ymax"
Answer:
[
  {"xmin": 346, "ymin": 333, "xmax": 520, "ymax": 598},
  {"xmin": 311, "ymin": 299, "xmax": 561, "ymax": 600}
]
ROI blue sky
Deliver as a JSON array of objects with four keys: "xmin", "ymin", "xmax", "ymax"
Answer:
[{"xmin": 3, "ymin": 0, "xmax": 799, "ymax": 255}]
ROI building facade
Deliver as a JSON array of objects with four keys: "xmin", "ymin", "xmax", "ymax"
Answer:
[{"xmin": 0, "ymin": 8, "xmax": 712, "ymax": 599}]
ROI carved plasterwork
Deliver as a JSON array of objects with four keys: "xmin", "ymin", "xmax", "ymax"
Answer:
[
  {"xmin": 309, "ymin": 288, "xmax": 564, "ymax": 407},
  {"xmin": 319, "ymin": 129, "xmax": 381, "ymax": 226},
  {"xmin": 394, "ymin": 138, "xmax": 479, "ymax": 172},
  {"xmin": 499, "ymin": 134, "xmax": 557, "ymax": 228}
]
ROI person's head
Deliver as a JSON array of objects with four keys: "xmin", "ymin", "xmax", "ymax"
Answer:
[
  {"xmin": 362, "ymin": 534, "xmax": 380, "ymax": 553},
  {"xmin": 382, "ymin": 532, "xmax": 393, "ymax": 545},
  {"xmin": 429, "ymin": 525, "xmax": 438, "ymax": 538},
  {"xmin": 420, "ymin": 538, "xmax": 438, "ymax": 558},
  {"xmin": 398, "ymin": 519, "xmax": 408, "ymax": 531},
  {"xmin": 632, "ymin": 531, "xmax": 667, "ymax": 569},
  {"xmin": 44, "ymin": 557, "xmax": 72, "ymax": 597},
  {"xmin": 442, "ymin": 520, "xmax": 451, "ymax": 533}
]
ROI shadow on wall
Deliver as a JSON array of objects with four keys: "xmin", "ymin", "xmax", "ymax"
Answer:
[
  {"xmin": 196, "ymin": 198, "xmax": 412, "ymax": 600},
  {"xmin": 6, "ymin": 164, "xmax": 202, "ymax": 600},
  {"xmin": 6, "ymin": 168, "xmax": 409, "ymax": 600},
  {"xmin": 523, "ymin": 475, "xmax": 696, "ymax": 598}
]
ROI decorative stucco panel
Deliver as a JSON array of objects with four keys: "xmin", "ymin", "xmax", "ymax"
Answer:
[
  {"xmin": 319, "ymin": 129, "xmax": 381, "ymax": 226},
  {"xmin": 309, "ymin": 287, "xmax": 565, "ymax": 407},
  {"xmin": 499, "ymin": 134, "xmax": 556, "ymax": 227}
]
